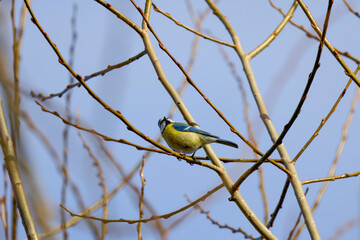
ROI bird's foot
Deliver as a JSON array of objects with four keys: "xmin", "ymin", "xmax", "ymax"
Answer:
[
  {"xmin": 177, "ymin": 152, "xmax": 196, "ymax": 165},
  {"xmin": 185, "ymin": 152, "xmax": 197, "ymax": 165},
  {"xmin": 186, "ymin": 159, "xmax": 195, "ymax": 166},
  {"xmin": 177, "ymin": 152, "xmax": 185, "ymax": 161}
]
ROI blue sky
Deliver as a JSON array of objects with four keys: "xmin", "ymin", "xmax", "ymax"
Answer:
[{"xmin": 0, "ymin": 0, "xmax": 360, "ymax": 239}]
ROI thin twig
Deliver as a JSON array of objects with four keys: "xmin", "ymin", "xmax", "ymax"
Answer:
[
  {"xmin": 258, "ymin": 167, "xmax": 269, "ymax": 224},
  {"xmin": 39, "ymin": 154, "xmax": 145, "ymax": 239},
  {"xmin": 343, "ymin": 0, "xmax": 360, "ymax": 18},
  {"xmin": 61, "ymin": 183, "xmax": 224, "ymax": 224},
  {"xmin": 152, "ymin": 3, "xmax": 234, "ymax": 47},
  {"xmin": 187, "ymin": 196, "xmax": 255, "ymax": 239},
  {"xmin": 137, "ymin": 156, "xmax": 146, "ymax": 240},
  {"xmin": 248, "ymin": 1, "xmax": 298, "ymax": 59},
  {"xmin": 296, "ymin": 0, "xmax": 360, "ymax": 87},
  {"xmin": 31, "ymin": 50, "xmax": 146, "ymax": 101},
  {"xmin": 94, "ymin": 0, "xmax": 143, "ymax": 35},
  {"xmin": 78, "ymin": 130, "xmax": 108, "ymax": 240},
  {"xmin": 98, "ymin": 139, "xmax": 167, "ymax": 239},
  {"xmin": 269, "ymin": 0, "xmax": 360, "ymax": 64},
  {"xmin": 0, "ymin": 165, "xmax": 9, "ymax": 240},
  {"xmin": 267, "ymin": 179, "xmax": 290, "ymax": 228},
  {"xmin": 60, "ymin": 5, "xmax": 78, "ymax": 239},
  {"xmin": 302, "ymin": 171, "xmax": 360, "ymax": 185},
  {"xmin": 21, "ymin": 111, "xmax": 99, "ymax": 236},
  {"xmin": 293, "ymin": 64, "xmax": 360, "ymax": 163}
]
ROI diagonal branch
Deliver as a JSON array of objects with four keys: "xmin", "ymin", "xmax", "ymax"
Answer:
[
  {"xmin": 248, "ymin": 0, "xmax": 298, "ymax": 59},
  {"xmin": 296, "ymin": 0, "xmax": 360, "ymax": 87},
  {"xmin": 152, "ymin": 3, "xmax": 234, "ymax": 47}
]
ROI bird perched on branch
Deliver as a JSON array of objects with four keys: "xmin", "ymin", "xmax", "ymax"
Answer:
[{"xmin": 158, "ymin": 117, "xmax": 238, "ymax": 158}]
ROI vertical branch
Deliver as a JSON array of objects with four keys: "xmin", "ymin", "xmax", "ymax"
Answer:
[
  {"xmin": 137, "ymin": 156, "xmax": 146, "ymax": 240},
  {"xmin": 10, "ymin": 1, "xmax": 31, "ymax": 239},
  {"xmin": 0, "ymin": 99, "xmax": 39, "ymax": 240},
  {"xmin": 10, "ymin": 194, "xmax": 17, "ymax": 240},
  {"xmin": 22, "ymin": 111, "xmax": 100, "ymax": 237},
  {"xmin": 267, "ymin": 179, "xmax": 291, "ymax": 228},
  {"xmin": 60, "ymin": 4, "xmax": 78, "ymax": 240},
  {"xmin": 0, "ymin": 165, "xmax": 9, "ymax": 240},
  {"xmin": 78, "ymin": 131, "xmax": 108, "ymax": 239},
  {"xmin": 10, "ymin": 0, "xmax": 21, "ymax": 146},
  {"xmin": 257, "ymin": 167, "xmax": 269, "ymax": 224}
]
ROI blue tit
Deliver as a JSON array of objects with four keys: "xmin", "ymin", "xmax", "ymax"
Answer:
[{"xmin": 158, "ymin": 117, "xmax": 238, "ymax": 157}]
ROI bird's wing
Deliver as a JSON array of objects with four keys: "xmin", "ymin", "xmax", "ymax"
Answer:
[{"xmin": 172, "ymin": 124, "xmax": 219, "ymax": 139}]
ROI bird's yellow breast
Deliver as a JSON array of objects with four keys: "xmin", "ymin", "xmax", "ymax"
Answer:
[{"xmin": 162, "ymin": 123, "xmax": 206, "ymax": 154}]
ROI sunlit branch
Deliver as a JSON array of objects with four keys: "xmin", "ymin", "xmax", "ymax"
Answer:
[
  {"xmin": 296, "ymin": 0, "xmax": 360, "ymax": 87},
  {"xmin": 302, "ymin": 171, "xmax": 360, "ymax": 185},
  {"xmin": 31, "ymin": 50, "xmax": 146, "ymax": 101},
  {"xmin": 152, "ymin": 3, "xmax": 234, "ymax": 47},
  {"xmin": 248, "ymin": 1, "xmax": 298, "ymax": 59},
  {"xmin": 60, "ymin": 183, "xmax": 224, "ymax": 224}
]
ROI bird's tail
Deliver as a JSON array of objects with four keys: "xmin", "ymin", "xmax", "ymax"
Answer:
[{"xmin": 215, "ymin": 138, "xmax": 238, "ymax": 148}]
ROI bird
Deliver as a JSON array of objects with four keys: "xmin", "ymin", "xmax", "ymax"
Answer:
[{"xmin": 158, "ymin": 117, "xmax": 238, "ymax": 158}]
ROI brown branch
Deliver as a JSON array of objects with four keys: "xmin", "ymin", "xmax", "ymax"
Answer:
[
  {"xmin": 296, "ymin": 0, "xmax": 360, "ymax": 86},
  {"xmin": 293, "ymin": 64, "xmax": 360, "ymax": 163},
  {"xmin": 137, "ymin": 156, "xmax": 146, "ymax": 240},
  {"xmin": 187, "ymin": 195, "xmax": 255, "ymax": 239},
  {"xmin": 31, "ymin": 50, "xmax": 146, "ymax": 101},
  {"xmin": 302, "ymin": 171, "xmax": 360, "ymax": 185},
  {"xmin": 152, "ymin": 3, "xmax": 234, "ymax": 47},
  {"xmin": 269, "ymin": 0, "xmax": 360, "ymax": 64},
  {"xmin": 77, "ymin": 131, "xmax": 108, "ymax": 239},
  {"xmin": 61, "ymin": 183, "xmax": 224, "ymax": 224},
  {"xmin": 21, "ymin": 111, "xmax": 99, "ymax": 237},
  {"xmin": 267, "ymin": 179, "xmax": 290, "ymax": 228},
  {"xmin": 343, "ymin": 0, "xmax": 360, "ymax": 18}
]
